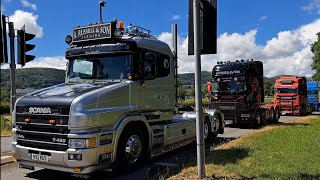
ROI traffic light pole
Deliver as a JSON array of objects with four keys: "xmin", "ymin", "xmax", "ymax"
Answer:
[
  {"xmin": 193, "ymin": 0, "xmax": 205, "ymax": 178},
  {"xmin": 9, "ymin": 22, "xmax": 16, "ymax": 114}
]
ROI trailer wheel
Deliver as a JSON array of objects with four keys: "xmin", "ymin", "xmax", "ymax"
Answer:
[{"xmin": 115, "ymin": 126, "xmax": 147, "ymax": 171}]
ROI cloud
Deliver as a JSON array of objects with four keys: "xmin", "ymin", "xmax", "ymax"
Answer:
[
  {"xmin": 2, "ymin": 18, "xmax": 319, "ymax": 79},
  {"xmin": 259, "ymin": 16, "xmax": 268, "ymax": 21},
  {"xmin": 22, "ymin": 56, "xmax": 67, "ymax": 69},
  {"xmin": 21, "ymin": 0, "xmax": 37, "ymax": 11},
  {"xmin": 1, "ymin": 56, "xmax": 67, "ymax": 70},
  {"xmin": 302, "ymin": 0, "xmax": 320, "ymax": 14},
  {"xmin": 158, "ymin": 19, "xmax": 320, "ymax": 78},
  {"xmin": 9, "ymin": 10, "xmax": 43, "ymax": 38},
  {"xmin": 171, "ymin": 15, "xmax": 182, "ymax": 20}
]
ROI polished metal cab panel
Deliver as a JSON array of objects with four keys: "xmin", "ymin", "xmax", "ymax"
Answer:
[{"xmin": 70, "ymin": 82, "xmax": 132, "ymax": 129}]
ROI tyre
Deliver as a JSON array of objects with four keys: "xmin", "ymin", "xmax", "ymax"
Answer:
[
  {"xmin": 204, "ymin": 118, "xmax": 217, "ymax": 144},
  {"xmin": 270, "ymin": 108, "xmax": 274, "ymax": 123},
  {"xmin": 273, "ymin": 108, "xmax": 280, "ymax": 123},
  {"xmin": 255, "ymin": 110, "xmax": 262, "ymax": 127},
  {"xmin": 300, "ymin": 106, "xmax": 306, "ymax": 116},
  {"xmin": 115, "ymin": 126, "xmax": 147, "ymax": 171}
]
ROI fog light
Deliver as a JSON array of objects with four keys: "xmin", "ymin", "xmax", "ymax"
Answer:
[
  {"xmin": 68, "ymin": 154, "xmax": 74, "ymax": 160},
  {"xmin": 68, "ymin": 154, "xmax": 82, "ymax": 161},
  {"xmin": 76, "ymin": 154, "xmax": 82, "ymax": 160}
]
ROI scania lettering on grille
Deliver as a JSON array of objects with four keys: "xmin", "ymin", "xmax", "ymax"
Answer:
[
  {"xmin": 52, "ymin": 137, "xmax": 66, "ymax": 144},
  {"xmin": 29, "ymin": 107, "xmax": 51, "ymax": 114}
]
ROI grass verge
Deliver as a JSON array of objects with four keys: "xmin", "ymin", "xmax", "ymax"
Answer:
[
  {"xmin": 1, "ymin": 114, "xmax": 12, "ymax": 136},
  {"xmin": 169, "ymin": 116, "xmax": 320, "ymax": 179}
]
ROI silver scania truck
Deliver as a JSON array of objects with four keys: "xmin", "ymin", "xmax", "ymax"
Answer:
[{"xmin": 12, "ymin": 19, "xmax": 224, "ymax": 174}]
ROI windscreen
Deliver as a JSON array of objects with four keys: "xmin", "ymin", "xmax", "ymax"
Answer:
[
  {"xmin": 211, "ymin": 81, "xmax": 246, "ymax": 92},
  {"xmin": 275, "ymin": 88, "xmax": 298, "ymax": 93},
  {"xmin": 68, "ymin": 55, "xmax": 132, "ymax": 81}
]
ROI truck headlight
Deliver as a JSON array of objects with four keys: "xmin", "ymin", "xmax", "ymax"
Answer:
[{"xmin": 68, "ymin": 138, "xmax": 96, "ymax": 149}]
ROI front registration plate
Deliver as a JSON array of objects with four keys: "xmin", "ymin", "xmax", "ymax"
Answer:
[
  {"xmin": 30, "ymin": 154, "xmax": 49, "ymax": 162},
  {"xmin": 241, "ymin": 114, "xmax": 250, "ymax": 118}
]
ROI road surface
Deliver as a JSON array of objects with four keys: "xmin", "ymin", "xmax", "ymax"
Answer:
[
  {"xmin": 1, "ymin": 136, "xmax": 12, "ymax": 154},
  {"xmin": 0, "ymin": 115, "xmax": 313, "ymax": 179}
]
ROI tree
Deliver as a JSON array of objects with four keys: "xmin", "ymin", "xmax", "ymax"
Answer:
[
  {"xmin": 311, "ymin": 32, "xmax": 320, "ymax": 81},
  {"xmin": 264, "ymin": 81, "xmax": 273, "ymax": 97}
]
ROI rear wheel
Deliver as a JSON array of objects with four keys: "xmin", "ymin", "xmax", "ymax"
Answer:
[{"xmin": 204, "ymin": 118, "xmax": 218, "ymax": 144}]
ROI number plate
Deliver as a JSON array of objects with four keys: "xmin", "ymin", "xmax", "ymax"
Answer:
[
  {"xmin": 241, "ymin": 114, "xmax": 250, "ymax": 118},
  {"xmin": 30, "ymin": 154, "xmax": 48, "ymax": 162}
]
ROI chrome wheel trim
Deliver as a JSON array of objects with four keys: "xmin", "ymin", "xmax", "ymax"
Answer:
[
  {"xmin": 125, "ymin": 135, "xmax": 142, "ymax": 164},
  {"xmin": 204, "ymin": 121, "xmax": 209, "ymax": 139},
  {"xmin": 256, "ymin": 112, "xmax": 261, "ymax": 124}
]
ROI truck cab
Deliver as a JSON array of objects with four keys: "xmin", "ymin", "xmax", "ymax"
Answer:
[
  {"xmin": 12, "ymin": 20, "xmax": 224, "ymax": 174},
  {"xmin": 274, "ymin": 76, "xmax": 309, "ymax": 115},
  {"xmin": 208, "ymin": 60, "xmax": 279, "ymax": 126}
]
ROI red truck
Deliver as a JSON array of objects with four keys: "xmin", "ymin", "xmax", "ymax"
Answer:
[{"xmin": 274, "ymin": 75, "xmax": 312, "ymax": 115}]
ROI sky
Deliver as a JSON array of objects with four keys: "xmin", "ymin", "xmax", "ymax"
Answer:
[{"xmin": 1, "ymin": 0, "xmax": 320, "ymax": 77}]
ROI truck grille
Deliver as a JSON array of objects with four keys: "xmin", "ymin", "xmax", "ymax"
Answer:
[
  {"xmin": 15, "ymin": 107, "xmax": 69, "ymax": 151},
  {"xmin": 211, "ymin": 102, "xmax": 238, "ymax": 120},
  {"xmin": 280, "ymin": 100, "xmax": 293, "ymax": 108}
]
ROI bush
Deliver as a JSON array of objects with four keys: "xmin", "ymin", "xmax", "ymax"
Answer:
[
  {"xmin": 1, "ymin": 115, "xmax": 12, "ymax": 134},
  {"xmin": 178, "ymin": 98, "xmax": 210, "ymax": 107},
  {"xmin": 0, "ymin": 101, "xmax": 10, "ymax": 114}
]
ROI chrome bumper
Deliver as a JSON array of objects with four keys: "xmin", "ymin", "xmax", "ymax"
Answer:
[{"xmin": 12, "ymin": 142, "xmax": 114, "ymax": 174}]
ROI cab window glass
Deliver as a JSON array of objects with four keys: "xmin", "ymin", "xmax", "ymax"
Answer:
[
  {"xmin": 143, "ymin": 51, "xmax": 156, "ymax": 80},
  {"xmin": 156, "ymin": 54, "xmax": 170, "ymax": 78}
]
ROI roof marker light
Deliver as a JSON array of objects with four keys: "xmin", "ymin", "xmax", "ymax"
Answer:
[{"xmin": 118, "ymin": 21, "xmax": 125, "ymax": 29}]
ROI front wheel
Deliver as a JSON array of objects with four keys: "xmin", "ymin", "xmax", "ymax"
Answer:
[
  {"xmin": 273, "ymin": 108, "xmax": 280, "ymax": 123},
  {"xmin": 255, "ymin": 110, "xmax": 262, "ymax": 127},
  {"xmin": 115, "ymin": 126, "xmax": 147, "ymax": 171},
  {"xmin": 301, "ymin": 106, "xmax": 306, "ymax": 116}
]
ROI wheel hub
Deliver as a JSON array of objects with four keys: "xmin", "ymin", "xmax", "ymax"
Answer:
[
  {"xmin": 125, "ymin": 135, "xmax": 142, "ymax": 164},
  {"xmin": 204, "ymin": 122, "xmax": 209, "ymax": 139}
]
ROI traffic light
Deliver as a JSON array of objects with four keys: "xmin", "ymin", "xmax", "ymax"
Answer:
[
  {"xmin": 0, "ymin": 14, "xmax": 8, "ymax": 64},
  {"xmin": 188, "ymin": 0, "xmax": 217, "ymax": 55},
  {"xmin": 17, "ymin": 26, "xmax": 36, "ymax": 67}
]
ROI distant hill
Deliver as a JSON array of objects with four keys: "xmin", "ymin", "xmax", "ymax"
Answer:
[
  {"xmin": 178, "ymin": 71, "xmax": 211, "ymax": 85},
  {"xmin": 179, "ymin": 71, "xmax": 277, "ymax": 85},
  {"xmin": 0, "ymin": 68, "xmax": 278, "ymax": 89},
  {"xmin": 1, "ymin": 68, "xmax": 65, "ymax": 89}
]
